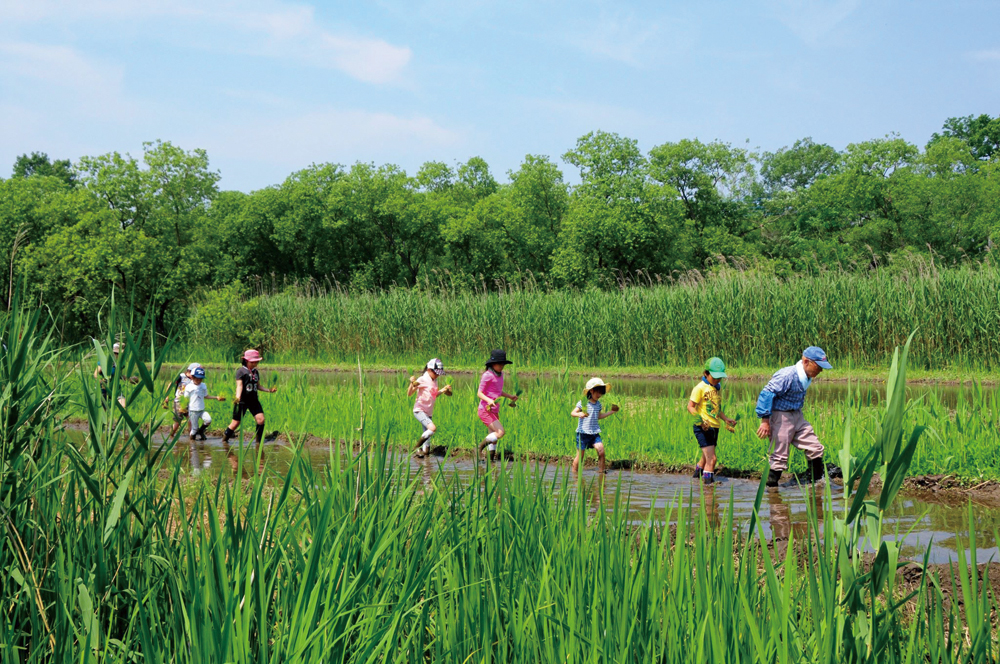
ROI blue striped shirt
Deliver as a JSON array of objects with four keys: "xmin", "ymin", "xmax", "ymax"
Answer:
[
  {"xmin": 755, "ymin": 364, "xmax": 809, "ymax": 417},
  {"xmin": 576, "ymin": 400, "xmax": 602, "ymax": 434}
]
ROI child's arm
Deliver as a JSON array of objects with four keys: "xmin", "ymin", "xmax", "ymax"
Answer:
[
  {"xmin": 234, "ymin": 379, "xmax": 243, "ymax": 404},
  {"xmin": 687, "ymin": 401, "xmax": 700, "ymax": 417},
  {"xmin": 94, "ymin": 366, "xmax": 103, "ymax": 380},
  {"xmin": 500, "ymin": 391, "xmax": 518, "ymax": 402},
  {"xmin": 571, "ymin": 404, "xmax": 586, "ymax": 418},
  {"xmin": 406, "ymin": 377, "xmax": 418, "ymax": 397},
  {"xmin": 477, "ymin": 390, "xmax": 496, "ymax": 407},
  {"xmin": 598, "ymin": 409, "xmax": 617, "ymax": 419}
]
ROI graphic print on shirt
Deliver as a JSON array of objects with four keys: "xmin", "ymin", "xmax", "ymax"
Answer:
[{"xmin": 236, "ymin": 367, "xmax": 260, "ymax": 403}]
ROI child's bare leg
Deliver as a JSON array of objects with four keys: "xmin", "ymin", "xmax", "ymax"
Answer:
[
  {"xmin": 595, "ymin": 443, "xmax": 606, "ymax": 474},
  {"xmin": 572, "ymin": 449, "xmax": 583, "ymax": 473},
  {"xmin": 704, "ymin": 446, "xmax": 717, "ymax": 473}
]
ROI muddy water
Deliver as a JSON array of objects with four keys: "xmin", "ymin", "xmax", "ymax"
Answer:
[{"xmin": 171, "ymin": 436, "xmax": 999, "ymax": 565}]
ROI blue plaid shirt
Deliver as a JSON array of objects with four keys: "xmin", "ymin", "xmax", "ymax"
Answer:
[{"xmin": 755, "ymin": 364, "xmax": 809, "ymax": 417}]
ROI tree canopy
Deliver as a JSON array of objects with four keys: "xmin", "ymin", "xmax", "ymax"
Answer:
[{"xmin": 4, "ymin": 115, "xmax": 1000, "ymax": 340}]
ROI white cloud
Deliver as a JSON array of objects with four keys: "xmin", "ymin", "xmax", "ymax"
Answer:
[
  {"xmin": 765, "ymin": 0, "xmax": 862, "ymax": 45},
  {"xmin": 206, "ymin": 108, "xmax": 463, "ymax": 168},
  {"xmin": 0, "ymin": 0, "xmax": 412, "ymax": 85},
  {"xmin": 0, "ymin": 42, "xmax": 136, "ymax": 119},
  {"xmin": 968, "ymin": 48, "xmax": 1000, "ymax": 62}
]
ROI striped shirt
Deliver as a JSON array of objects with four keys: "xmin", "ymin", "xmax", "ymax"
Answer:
[
  {"xmin": 575, "ymin": 400, "xmax": 602, "ymax": 434},
  {"xmin": 755, "ymin": 362, "xmax": 810, "ymax": 417}
]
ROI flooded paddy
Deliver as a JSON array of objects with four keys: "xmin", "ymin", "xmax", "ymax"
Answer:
[{"xmin": 165, "ymin": 433, "xmax": 1000, "ymax": 566}]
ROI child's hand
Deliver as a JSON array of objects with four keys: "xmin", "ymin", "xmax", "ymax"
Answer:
[
  {"xmin": 217, "ymin": 396, "xmax": 226, "ymax": 402},
  {"xmin": 409, "ymin": 375, "xmax": 419, "ymax": 386},
  {"xmin": 610, "ymin": 404, "xmax": 620, "ymax": 413},
  {"xmin": 441, "ymin": 385, "xmax": 453, "ymax": 396},
  {"xmin": 271, "ymin": 387, "xmax": 279, "ymax": 394},
  {"xmin": 700, "ymin": 421, "xmax": 710, "ymax": 431},
  {"xmin": 233, "ymin": 397, "xmax": 241, "ymax": 406}
]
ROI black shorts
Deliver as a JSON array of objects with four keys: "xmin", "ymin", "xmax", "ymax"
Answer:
[
  {"xmin": 693, "ymin": 424, "xmax": 719, "ymax": 448},
  {"xmin": 232, "ymin": 400, "xmax": 264, "ymax": 421}
]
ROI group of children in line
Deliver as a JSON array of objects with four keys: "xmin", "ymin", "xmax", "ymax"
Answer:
[
  {"xmin": 97, "ymin": 339, "xmax": 815, "ymax": 483},
  {"xmin": 407, "ymin": 349, "xmax": 747, "ymax": 483}
]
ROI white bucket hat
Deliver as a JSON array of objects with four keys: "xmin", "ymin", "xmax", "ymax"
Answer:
[{"xmin": 584, "ymin": 377, "xmax": 610, "ymax": 396}]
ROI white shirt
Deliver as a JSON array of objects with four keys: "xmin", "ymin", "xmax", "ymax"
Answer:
[
  {"xmin": 175, "ymin": 371, "xmax": 193, "ymax": 404},
  {"xmin": 794, "ymin": 361, "xmax": 812, "ymax": 392},
  {"xmin": 184, "ymin": 382, "xmax": 208, "ymax": 411}
]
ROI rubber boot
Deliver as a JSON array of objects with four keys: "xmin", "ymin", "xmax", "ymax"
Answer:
[
  {"xmin": 196, "ymin": 424, "xmax": 208, "ymax": 440},
  {"xmin": 693, "ymin": 466, "xmax": 703, "ymax": 479},
  {"xmin": 766, "ymin": 469, "xmax": 782, "ymax": 488},
  {"xmin": 808, "ymin": 457, "xmax": 825, "ymax": 483},
  {"xmin": 222, "ymin": 427, "xmax": 235, "ymax": 443},
  {"xmin": 413, "ymin": 438, "xmax": 426, "ymax": 458},
  {"xmin": 476, "ymin": 440, "xmax": 489, "ymax": 460}
]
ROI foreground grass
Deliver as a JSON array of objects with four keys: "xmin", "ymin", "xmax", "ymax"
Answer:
[{"xmin": 5, "ymin": 311, "xmax": 999, "ymax": 661}]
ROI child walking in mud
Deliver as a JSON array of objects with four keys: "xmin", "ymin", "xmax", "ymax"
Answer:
[
  {"xmin": 221, "ymin": 349, "xmax": 278, "ymax": 449},
  {"xmin": 571, "ymin": 377, "xmax": 619, "ymax": 474},
  {"xmin": 407, "ymin": 358, "xmax": 453, "ymax": 458},
  {"xmin": 183, "ymin": 367, "xmax": 226, "ymax": 442},
  {"xmin": 165, "ymin": 363, "xmax": 200, "ymax": 437},
  {"xmin": 688, "ymin": 357, "xmax": 737, "ymax": 484},
  {"xmin": 476, "ymin": 349, "xmax": 519, "ymax": 462}
]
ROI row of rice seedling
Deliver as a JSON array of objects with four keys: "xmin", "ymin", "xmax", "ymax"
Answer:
[
  {"xmin": 185, "ymin": 264, "xmax": 1000, "ymax": 370},
  {"xmin": 94, "ymin": 363, "xmax": 1000, "ymax": 480},
  {"xmin": 6, "ymin": 304, "xmax": 999, "ymax": 660}
]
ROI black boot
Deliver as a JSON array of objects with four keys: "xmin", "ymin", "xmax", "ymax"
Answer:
[
  {"xmin": 196, "ymin": 424, "xmax": 208, "ymax": 440},
  {"xmin": 222, "ymin": 427, "xmax": 235, "ymax": 443},
  {"xmin": 693, "ymin": 466, "xmax": 703, "ymax": 479},
  {"xmin": 766, "ymin": 469, "xmax": 782, "ymax": 488},
  {"xmin": 808, "ymin": 457, "xmax": 825, "ymax": 483}
]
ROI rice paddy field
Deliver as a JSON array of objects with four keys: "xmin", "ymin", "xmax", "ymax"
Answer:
[
  {"xmin": 7, "ymin": 299, "xmax": 1000, "ymax": 660},
  {"xmin": 129, "ymin": 364, "xmax": 1000, "ymax": 480}
]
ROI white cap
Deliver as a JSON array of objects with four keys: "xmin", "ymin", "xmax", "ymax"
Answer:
[
  {"xmin": 112, "ymin": 342, "xmax": 121, "ymax": 353},
  {"xmin": 187, "ymin": 362, "xmax": 202, "ymax": 372},
  {"xmin": 425, "ymin": 358, "xmax": 446, "ymax": 375}
]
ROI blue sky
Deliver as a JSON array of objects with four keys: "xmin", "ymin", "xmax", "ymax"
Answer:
[{"xmin": 1, "ymin": 0, "xmax": 998, "ymax": 191}]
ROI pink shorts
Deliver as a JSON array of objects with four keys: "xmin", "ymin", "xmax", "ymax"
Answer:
[{"xmin": 478, "ymin": 405, "xmax": 500, "ymax": 427}]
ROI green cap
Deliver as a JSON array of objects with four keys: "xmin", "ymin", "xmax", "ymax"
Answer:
[{"xmin": 705, "ymin": 357, "xmax": 727, "ymax": 379}]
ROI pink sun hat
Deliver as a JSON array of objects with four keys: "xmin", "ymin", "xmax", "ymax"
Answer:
[{"xmin": 243, "ymin": 349, "xmax": 262, "ymax": 362}]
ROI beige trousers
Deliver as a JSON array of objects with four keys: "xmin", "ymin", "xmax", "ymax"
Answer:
[{"xmin": 768, "ymin": 410, "xmax": 824, "ymax": 471}]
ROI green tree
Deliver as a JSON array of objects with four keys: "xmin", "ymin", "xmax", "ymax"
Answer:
[
  {"xmin": 929, "ymin": 114, "xmax": 1000, "ymax": 163},
  {"xmin": 759, "ymin": 138, "xmax": 840, "ymax": 193},
  {"xmin": 12, "ymin": 152, "xmax": 78, "ymax": 187}
]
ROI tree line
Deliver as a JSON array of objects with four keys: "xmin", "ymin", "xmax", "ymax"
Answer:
[{"xmin": 2, "ymin": 114, "xmax": 999, "ymax": 340}]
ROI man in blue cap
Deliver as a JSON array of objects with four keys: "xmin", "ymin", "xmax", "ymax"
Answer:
[{"xmin": 755, "ymin": 346, "xmax": 832, "ymax": 487}]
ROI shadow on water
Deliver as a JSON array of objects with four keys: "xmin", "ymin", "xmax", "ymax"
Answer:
[{"xmin": 149, "ymin": 432, "xmax": 999, "ymax": 566}]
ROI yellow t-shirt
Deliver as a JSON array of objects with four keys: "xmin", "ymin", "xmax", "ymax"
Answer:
[{"xmin": 689, "ymin": 380, "xmax": 722, "ymax": 429}]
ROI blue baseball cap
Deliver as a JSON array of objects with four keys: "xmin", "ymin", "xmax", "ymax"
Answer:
[
  {"xmin": 193, "ymin": 367, "xmax": 206, "ymax": 379},
  {"xmin": 803, "ymin": 346, "xmax": 832, "ymax": 369}
]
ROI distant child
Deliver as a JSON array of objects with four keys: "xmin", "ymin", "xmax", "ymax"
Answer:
[
  {"xmin": 571, "ymin": 377, "xmax": 619, "ymax": 474},
  {"xmin": 221, "ymin": 349, "xmax": 278, "ymax": 448},
  {"xmin": 183, "ymin": 367, "xmax": 226, "ymax": 442},
  {"xmin": 407, "ymin": 358, "xmax": 453, "ymax": 458},
  {"xmin": 93, "ymin": 342, "xmax": 132, "ymax": 408},
  {"xmin": 476, "ymin": 349, "xmax": 519, "ymax": 462},
  {"xmin": 688, "ymin": 357, "xmax": 737, "ymax": 484},
  {"xmin": 165, "ymin": 363, "xmax": 200, "ymax": 437}
]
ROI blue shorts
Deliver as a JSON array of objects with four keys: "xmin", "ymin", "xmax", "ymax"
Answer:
[
  {"xmin": 576, "ymin": 432, "xmax": 603, "ymax": 450},
  {"xmin": 693, "ymin": 424, "xmax": 720, "ymax": 448}
]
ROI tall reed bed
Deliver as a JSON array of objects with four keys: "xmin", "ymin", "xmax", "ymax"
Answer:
[
  {"xmin": 4, "ymin": 304, "xmax": 999, "ymax": 661},
  {"xmin": 186, "ymin": 264, "xmax": 1000, "ymax": 370}
]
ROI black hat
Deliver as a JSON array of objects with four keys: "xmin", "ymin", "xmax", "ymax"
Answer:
[{"xmin": 485, "ymin": 349, "xmax": 512, "ymax": 367}]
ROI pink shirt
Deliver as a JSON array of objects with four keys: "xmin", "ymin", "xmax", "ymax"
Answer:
[
  {"xmin": 478, "ymin": 369, "xmax": 504, "ymax": 413},
  {"xmin": 413, "ymin": 374, "xmax": 439, "ymax": 416}
]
